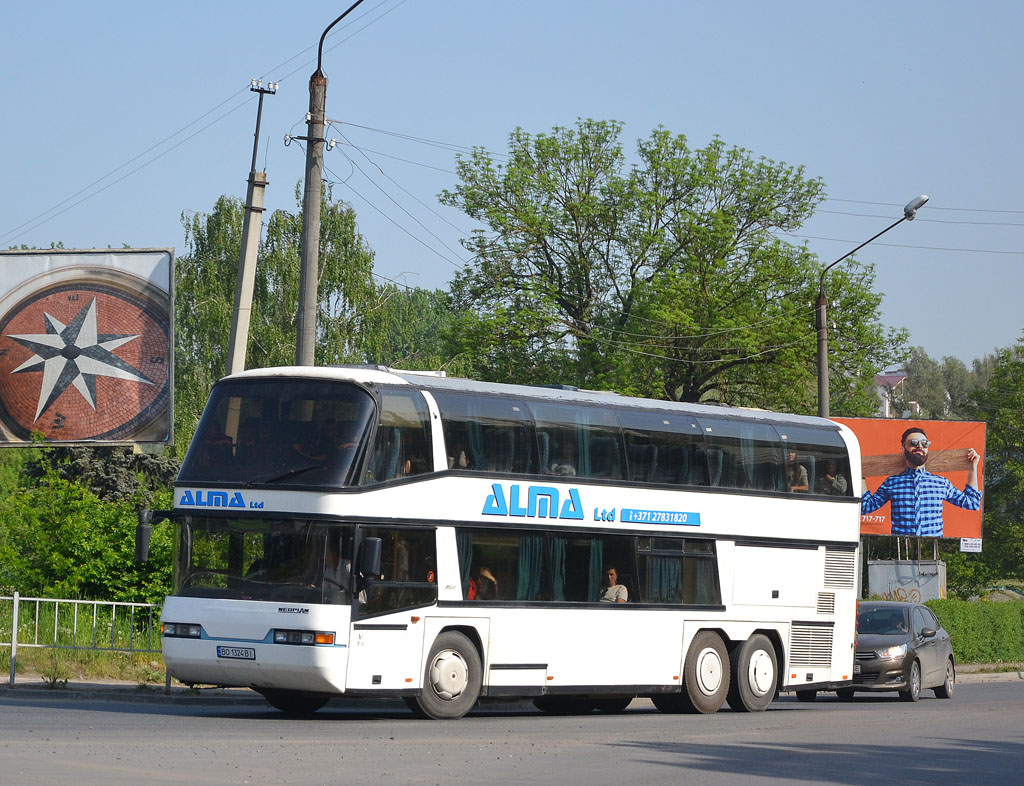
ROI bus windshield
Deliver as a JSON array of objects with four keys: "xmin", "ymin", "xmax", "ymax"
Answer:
[
  {"xmin": 174, "ymin": 515, "xmax": 354, "ymax": 605},
  {"xmin": 178, "ymin": 379, "xmax": 376, "ymax": 487}
]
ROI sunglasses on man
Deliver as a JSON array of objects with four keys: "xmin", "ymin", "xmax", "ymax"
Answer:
[{"xmin": 905, "ymin": 438, "xmax": 931, "ymax": 448}]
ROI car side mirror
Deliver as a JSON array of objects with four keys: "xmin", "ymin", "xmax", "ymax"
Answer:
[{"xmin": 921, "ymin": 627, "xmax": 936, "ymax": 639}]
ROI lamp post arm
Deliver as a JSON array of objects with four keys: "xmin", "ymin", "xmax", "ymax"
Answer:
[
  {"xmin": 317, "ymin": 0, "xmax": 367, "ymax": 75},
  {"xmin": 818, "ymin": 215, "xmax": 907, "ymax": 296}
]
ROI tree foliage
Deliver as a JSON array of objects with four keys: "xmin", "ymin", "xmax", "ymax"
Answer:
[
  {"xmin": 887, "ymin": 347, "xmax": 995, "ymax": 420},
  {"xmin": 442, "ymin": 119, "xmax": 904, "ymax": 413},
  {"xmin": 175, "ymin": 186, "xmax": 377, "ymax": 448},
  {"xmin": 966, "ymin": 336, "xmax": 1024, "ymax": 580}
]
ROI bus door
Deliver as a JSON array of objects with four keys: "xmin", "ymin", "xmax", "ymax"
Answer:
[{"xmin": 344, "ymin": 526, "xmax": 438, "ymax": 692}]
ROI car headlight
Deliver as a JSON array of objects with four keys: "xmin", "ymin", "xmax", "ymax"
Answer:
[{"xmin": 878, "ymin": 644, "xmax": 908, "ymax": 660}]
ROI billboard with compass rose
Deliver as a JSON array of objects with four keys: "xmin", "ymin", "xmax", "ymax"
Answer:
[{"xmin": 0, "ymin": 249, "xmax": 173, "ymax": 447}]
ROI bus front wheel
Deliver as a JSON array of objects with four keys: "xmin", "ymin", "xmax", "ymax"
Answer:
[
  {"xmin": 680, "ymin": 630, "xmax": 730, "ymax": 714},
  {"xmin": 406, "ymin": 631, "xmax": 482, "ymax": 720},
  {"xmin": 726, "ymin": 634, "xmax": 778, "ymax": 712}
]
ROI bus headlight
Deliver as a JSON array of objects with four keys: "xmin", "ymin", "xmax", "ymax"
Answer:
[
  {"xmin": 273, "ymin": 629, "xmax": 335, "ymax": 646},
  {"xmin": 163, "ymin": 622, "xmax": 202, "ymax": 638}
]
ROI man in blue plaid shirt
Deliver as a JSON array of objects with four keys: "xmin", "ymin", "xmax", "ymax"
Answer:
[{"xmin": 862, "ymin": 427, "xmax": 981, "ymax": 537}]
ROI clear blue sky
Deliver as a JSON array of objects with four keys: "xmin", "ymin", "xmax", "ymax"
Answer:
[{"xmin": 3, "ymin": 1, "xmax": 1021, "ymax": 365}]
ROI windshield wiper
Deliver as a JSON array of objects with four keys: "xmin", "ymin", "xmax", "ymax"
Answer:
[{"xmin": 247, "ymin": 464, "xmax": 323, "ymax": 486}]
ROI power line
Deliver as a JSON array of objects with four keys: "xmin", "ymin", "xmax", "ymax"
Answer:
[
  {"xmin": 816, "ymin": 208, "xmax": 1024, "ymax": 228},
  {"xmin": 826, "ymin": 197, "xmax": 1024, "ymax": 216},
  {"xmin": 784, "ymin": 232, "xmax": 1024, "ymax": 256},
  {"xmin": 328, "ymin": 123, "xmax": 471, "ymax": 234},
  {"xmin": 321, "ymin": 159, "xmax": 465, "ymax": 271},
  {"xmin": 0, "ymin": 0, "xmax": 402, "ymax": 247}
]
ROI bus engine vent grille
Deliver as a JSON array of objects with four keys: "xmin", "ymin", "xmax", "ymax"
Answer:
[
  {"xmin": 823, "ymin": 548, "xmax": 857, "ymax": 589},
  {"xmin": 789, "ymin": 625, "xmax": 834, "ymax": 667},
  {"xmin": 817, "ymin": 592, "xmax": 835, "ymax": 614}
]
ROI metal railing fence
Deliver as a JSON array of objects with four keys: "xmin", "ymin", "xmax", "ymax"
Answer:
[{"xmin": 1, "ymin": 592, "xmax": 164, "ymax": 688}]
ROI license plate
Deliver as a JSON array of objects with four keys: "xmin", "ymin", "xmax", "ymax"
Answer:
[
  {"xmin": 217, "ymin": 646, "xmax": 255, "ymax": 660},
  {"xmin": 854, "ymin": 663, "xmax": 861, "ymax": 674}
]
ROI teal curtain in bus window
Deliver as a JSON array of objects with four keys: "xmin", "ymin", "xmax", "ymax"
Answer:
[
  {"xmin": 457, "ymin": 532, "xmax": 473, "ymax": 596},
  {"xmin": 647, "ymin": 557, "xmax": 682, "ymax": 603},
  {"xmin": 588, "ymin": 539, "xmax": 604, "ymax": 602},
  {"xmin": 739, "ymin": 424, "xmax": 757, "ymax": 488},
  {"xmin": 467, "ymin": 404, "xmax": 485, "ymax": 470},
  {"xmin": 687, "ymin": 556, "xmax": 720, "ymax": 604},
  {"xmin": 516, "ymin": 535, "xmax": 544, "ymax": 600},
  {"xmin": 550, "ymin": 537, "xmax": 566, "ymax": 601}
]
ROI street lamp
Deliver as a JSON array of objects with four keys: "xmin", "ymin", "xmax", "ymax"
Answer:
[
  {"xmin": 296, "ymin": 0, "xmax": 367, "ymax": 366},
  {"xmin": 816, "ymin": 194, "xmax": 929, "ymax": 417}
]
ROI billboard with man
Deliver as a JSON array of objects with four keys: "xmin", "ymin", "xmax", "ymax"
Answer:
[{"xmin": 833, "ymin": 418, "xmax": 985, "ymax": 539}]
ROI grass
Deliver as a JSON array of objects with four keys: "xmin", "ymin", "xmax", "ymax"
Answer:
[
  {"xmin": 0, "ymin": 646, "xmax": 166, "ymax": 686},
  {"xmin": 1, "ymin": 596, "xmax": 165, "ymax": 686}
]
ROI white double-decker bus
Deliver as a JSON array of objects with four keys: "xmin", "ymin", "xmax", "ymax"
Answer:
[{"xmin": 141, "ymin": 366, "xmax": 862, "ymax": 718}]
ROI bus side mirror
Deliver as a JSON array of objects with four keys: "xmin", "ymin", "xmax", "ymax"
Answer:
[
  {"xmin": 135, "ymin": 509, "xmax": 153, "ymax": 563},
  {"xmin": 358, "ymin": 537, "xmax": 382, "ymax": 583}
]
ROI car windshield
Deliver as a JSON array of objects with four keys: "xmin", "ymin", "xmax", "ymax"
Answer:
[{"xmin": 859, "ymin": 606, "xmax": 910, "ymax": 635}]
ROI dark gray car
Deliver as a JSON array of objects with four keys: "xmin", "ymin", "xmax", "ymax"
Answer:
[{"xmin": 846, "ymin": 600, "xmax": 955, "ymax": 701}]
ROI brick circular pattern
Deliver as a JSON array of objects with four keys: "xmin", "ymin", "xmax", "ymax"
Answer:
[{"xmin": 0, "ymin": 282, "xmax": 170, "ymax": 440}]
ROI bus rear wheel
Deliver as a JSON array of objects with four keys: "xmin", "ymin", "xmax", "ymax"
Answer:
[
  {"xmin": 406, "ymin": 631, "xmax": 482, "ymax": 720},
  {"xmin": 726, "ymin": 634, "xmax": 778, "ymax": 712},
  {"xmin": 259, "ymin": 689, "xmax": 331, "ymax": 715},
  {"xmin": 680, "ymin": 630, "xmax": 730, "ymax": 714}
]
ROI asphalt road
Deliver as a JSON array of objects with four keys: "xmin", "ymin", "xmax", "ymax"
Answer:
[{"xmin": 2, "ymin": 683, "xmax": 1023, "ymax": 786}]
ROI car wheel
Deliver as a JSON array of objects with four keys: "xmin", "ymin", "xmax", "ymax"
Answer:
[
  {"xmin": 899, "ymin": 660, "xmax": 922, "ymax": 703},
  {"xmin": 680, "ymin": 631, "xmax": 731, "ymax": 713},
  {"xmin": 795, "ymin": 690, "xmax": 817, "ymax": 703},
  {"xmin": 406, "ymin": 631, "xmax": 482, "ymax": 719},
  {"xmin": 726, "ymin": 634, "xmax": 778, "ymax": 712},
  {"xmin": 836, "ymin": 687, "xmax": 855, "ymax": 700},
  {"xmin": 934, "ymin": 658, "xmax": 955, "ymax": 699}
]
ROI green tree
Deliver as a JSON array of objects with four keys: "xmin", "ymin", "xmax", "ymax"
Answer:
[
  {"xmin": 442, "ymin": 119, "xmax": 903, "ymax": 412},
  {"xmin": 967, "ymin": 336, "xmax": 1024, "ymax": 580},
  {"xmin": 360, "ymin": 286, "xmax": 463, "ymax": 372},
  {"xmin": 175, "ymin": 186, "xmax": 377, "ymax": 447}
]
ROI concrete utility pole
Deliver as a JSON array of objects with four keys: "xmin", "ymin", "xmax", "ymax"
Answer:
[
  {"xmin": 227, "ymin": 79, "xmax": 277, "ymax": 376},
  {"xmin": 295, "ymin": 0, "xmax": 366, "ymax": 366}
]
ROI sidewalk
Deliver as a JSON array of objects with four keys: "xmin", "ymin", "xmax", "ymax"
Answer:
[{"xmin": 2, "ymin": 665, "xmax": 1021, "ymax": 705}]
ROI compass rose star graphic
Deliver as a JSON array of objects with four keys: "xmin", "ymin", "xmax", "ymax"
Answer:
[{"xmin": 6, "ymin": 297, "xmax": 153, "ymax": 422}]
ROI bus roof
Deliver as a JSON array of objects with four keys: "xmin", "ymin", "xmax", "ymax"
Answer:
[{"xmin": 222, "ymin": 365, "xmax": 838, "ymax": 432}]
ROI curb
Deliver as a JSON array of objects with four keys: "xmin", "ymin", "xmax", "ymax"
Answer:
[{"xmin": 2, "ymin": 669, "xmax": 1021, "ymax": 705}]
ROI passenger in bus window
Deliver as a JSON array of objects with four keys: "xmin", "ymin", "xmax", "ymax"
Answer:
[
  {"xmin": 295, "ymin": 418, "xmax": 360, "ymax": 464},
  {"xmin": 318, "ymin": 535, "xmax": 351, "ymax": 591},
  {"xmin": 467, "ymin": 567, "xmax": 498, "ymax": 600},
  {"xmin": 816, "ymin": 459, "xmax": 848, "ymax": 495},
  {"xmin": 599, "ymin": 565, "xmax": 628, "ymax": 603},
  {"xmin": 786, "ymin": 450, "xmax": 809, "ymax": 493},
  {"xmin": 196, "ymin": 421, "xmax": 234, "ymax": 466}
]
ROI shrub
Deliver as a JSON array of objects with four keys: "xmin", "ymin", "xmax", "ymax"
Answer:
[{"xmin": 928, "ymin": 598, "xmax": 1024, "ymax": 664}]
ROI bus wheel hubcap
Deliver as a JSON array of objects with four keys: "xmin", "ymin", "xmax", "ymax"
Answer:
[
  {"xmin": 695, "ymin": 647, "xmax": 723, "ymax": 695},
  {"xmin": 748, "ymin": 650, "xmax": 774, "ymax": 696},
  {"xmin": 429, "ymin": 649, "xmax": 468, "ymax": 700}
]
